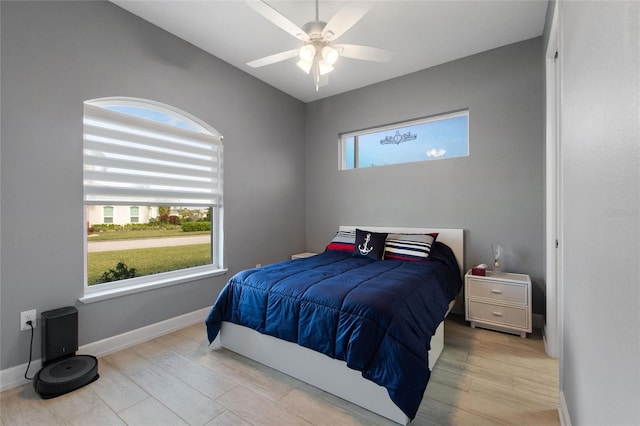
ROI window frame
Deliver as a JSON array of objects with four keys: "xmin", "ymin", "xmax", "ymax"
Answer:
[
  {"xmin": 339, "ymin": 109, "xmax": 469, "ymax": 170},
  {"xmin": 103, "ymin": 206, "xmax": 114, "ymax": 224},
  {"xmin": 81, "ymin": 97, "xmax": 226, "ymax": 303},
  {"xmin": 129, "ymin": 206, "xmax": 140, "ymax": 223}
]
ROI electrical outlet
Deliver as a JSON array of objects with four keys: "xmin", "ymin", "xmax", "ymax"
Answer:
[{"xmin": 20, "ymin": 309, "xmax": 37, "ymax": 331}]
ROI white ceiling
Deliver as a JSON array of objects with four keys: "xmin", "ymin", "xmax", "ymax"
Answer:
[{"xmin": 111, "ymin": 1, "xmax": 548, "ymax": 103}]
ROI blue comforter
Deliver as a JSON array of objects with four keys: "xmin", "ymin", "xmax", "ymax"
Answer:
[{"xmin": 205, "ymin": 242, "xmax": 461, "ymax": 419}]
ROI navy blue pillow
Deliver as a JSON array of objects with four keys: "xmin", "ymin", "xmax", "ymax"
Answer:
[{"xmin": 353, "ymin": 229, "xmax": 388, "ymax": 260}]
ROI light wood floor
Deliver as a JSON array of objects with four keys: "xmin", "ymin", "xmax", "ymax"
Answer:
[{"xmin": 1, "ymin": 315, "xmax": 559, "ymax": 425}]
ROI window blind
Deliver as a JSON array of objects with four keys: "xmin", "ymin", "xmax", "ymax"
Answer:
[{"xmin": 83, "ymin": 103, "xmax": 222, "ymax": 206}]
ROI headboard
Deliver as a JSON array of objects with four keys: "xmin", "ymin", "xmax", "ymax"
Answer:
[{"xmin": 339, "ymin": 226, "xmax": 464, "ymax": 273}]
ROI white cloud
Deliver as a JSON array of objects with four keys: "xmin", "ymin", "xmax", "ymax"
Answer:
[{"xmin": 426, "ymin": 148, "xmax": 447, "ymax": 158}]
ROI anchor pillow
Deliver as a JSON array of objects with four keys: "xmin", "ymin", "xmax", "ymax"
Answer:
[{"xmin": 352, "ymin": 228, "xmax": 388, "ymax": 260}]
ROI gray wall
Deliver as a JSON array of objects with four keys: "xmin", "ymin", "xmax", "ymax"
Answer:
[
  {"xmin": 560, "ymin": 1, "xmax": 640, "ymax": 424},
  {"xmin": 0, "ymin": 1, "xmax": 306, "ymax": 370},
  {"xmin": 305, "ymin": 38, "xmax": 546, "ymax": 314}
]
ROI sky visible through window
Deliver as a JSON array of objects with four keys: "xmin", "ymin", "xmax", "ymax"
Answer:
[
  {"xmin": 104, "ymin": 105, "xmax": 201, "ymax": 132},
  {"xmin": 344, "ymin": 112, "xmax": 468, "ymax": 169}
]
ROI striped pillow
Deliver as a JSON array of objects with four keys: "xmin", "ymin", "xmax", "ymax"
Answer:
[
  {"xmin": 325, "ymin": 230, "xmax": 356, "ymax": 252},
  {"xmin": 384, "ymin": 233, "xmax": 438, "ymax": 262}
]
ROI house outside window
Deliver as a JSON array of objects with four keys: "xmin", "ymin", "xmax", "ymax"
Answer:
[
  {"xmin": 82, "ymin": 97, "xmax": 225, "ymax": 301},
  {"xmin": 340, "ymin": 110, "xmax": 469, "ymax": 169}
]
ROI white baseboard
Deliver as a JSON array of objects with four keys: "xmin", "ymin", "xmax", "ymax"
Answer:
[
  {"xmin": 0, "ymin": 307, "xmax": 210, "ymax": 392},
  {"xmin": 559, "ymin": 391, "xmax": 572, "ymax": 426}
]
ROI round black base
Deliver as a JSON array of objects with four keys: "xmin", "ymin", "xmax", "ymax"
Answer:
[{"xmin": 34, "ymin": 355, "xmax": 99, "ymax": 399}]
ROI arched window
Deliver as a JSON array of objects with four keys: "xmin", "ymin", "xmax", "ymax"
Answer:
[{"xmin": 82, "ymin": 97, "xmax": 224, "ymax": 301}]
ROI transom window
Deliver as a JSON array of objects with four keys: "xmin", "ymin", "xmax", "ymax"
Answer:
[
  {"xmin": 82, "ymin": 97, "xmax": 224, "ymax": 301},
  {"xmin": 340, "ymin": 110, "xmax": 469, "ymax": 169}
]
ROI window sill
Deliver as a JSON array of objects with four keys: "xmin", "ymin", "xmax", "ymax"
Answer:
[{"xmin": 79, "ymin": 267, "xmax": 228, "ymax": 304}]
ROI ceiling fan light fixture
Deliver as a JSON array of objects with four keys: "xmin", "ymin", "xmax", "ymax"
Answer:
[
  {"xmin": 321, "ymin": 46, "xmax": 339, "ymax": 65},
  {"xmin": 299, "ymin": 44, "xmax": 316, "ymax": 63},
  {"xmin": 318, "ymin": 59, "xmax": 334, "ymax": 76},
  {"xmin": 296, "ymin": 59, "xmax": 313, "ymax": 74}
]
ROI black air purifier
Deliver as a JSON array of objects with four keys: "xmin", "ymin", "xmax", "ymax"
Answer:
[{"xmin": 33, "ymin": 307, "xmax": 99, "ymax": 399}]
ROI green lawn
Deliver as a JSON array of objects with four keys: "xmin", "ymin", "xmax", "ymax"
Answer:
[{"xmin": 87, "ymin": 243, "xmax": 211, "ymax": 285}]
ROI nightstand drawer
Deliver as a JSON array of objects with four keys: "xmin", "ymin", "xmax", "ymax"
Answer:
[
  {"xmin": 467, "ymin": 278, "xmax": 527, "ymax": 304},
  {"xmin": 468, "ymin": 300, "xmax": 528, "ymax": 329}
]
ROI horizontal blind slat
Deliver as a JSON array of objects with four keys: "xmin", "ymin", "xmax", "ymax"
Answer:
[
  {"xmin": 84, "ymin": 156, "xmax": 215, "ymax": 180},
  {"xmin": 84, "ymin": 170, "xmax": 218, "ymax": 191},
  {"xmin": 84, "ymin": 186, "xmax": 220, "ymax": 205},
  {"xmin": 84, "ymin": 125, "xmax": 217, "ymax": 159},
  {"xmin": 84, "ymin": 140, "xmax": 216, "ymax": 171}
]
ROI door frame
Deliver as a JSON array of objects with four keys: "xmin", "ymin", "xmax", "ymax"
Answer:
[{"xmin": 544, "ymin": 1, "xmax": 561, "ymax": 359}]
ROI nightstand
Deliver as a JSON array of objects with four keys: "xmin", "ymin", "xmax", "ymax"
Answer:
[
  {"xmin": 465, "ymin": 270, "xmax": 532, "ymax": 338},
  {"xmin": 291, "ymin": 252, "xmax": 318, "ymax": 260}
]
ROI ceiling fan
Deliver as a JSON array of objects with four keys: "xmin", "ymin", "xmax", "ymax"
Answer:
[{"xmin": 246, "ymin": 0, "xmax": 393, "ymax": 91}]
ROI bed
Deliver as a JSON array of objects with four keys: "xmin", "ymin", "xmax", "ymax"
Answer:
[{"xmin": 205, "ymin": 226, "xmax": 463, "ymax": 424}]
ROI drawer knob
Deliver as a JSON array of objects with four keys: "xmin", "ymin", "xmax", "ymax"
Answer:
[
  {"xmin": 491, "ymin": 289, "xmax": 503, "ymax": 294},
  {"xmin": 492, "ymin": 311, "xmax": 504, "ymax": 317}
]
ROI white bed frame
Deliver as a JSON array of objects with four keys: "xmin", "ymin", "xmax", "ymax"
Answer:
[{"xmin": 217, "ymin": 227, "xmax": 464, "ymax": 425}]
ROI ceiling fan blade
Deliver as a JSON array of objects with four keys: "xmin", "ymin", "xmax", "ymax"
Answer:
[
  {"xmin": 246, "ymin": 1, "xmax": 310, "ymax": 42},
  {"xmin": 247, "ymin": 49, "xmax": 299, "ymax": 68},
  {"xmin": 321, "ymin": 1, "xmax": 373, "ymax": 41},
  {"xmin": 334, "ymin": 44, "xmax": 394, "ymax": 62}
]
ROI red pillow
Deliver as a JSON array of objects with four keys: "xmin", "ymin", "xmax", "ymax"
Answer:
[{"xmin": 325, "ymin": 230, "xmax": 356, "ymax": 252}]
